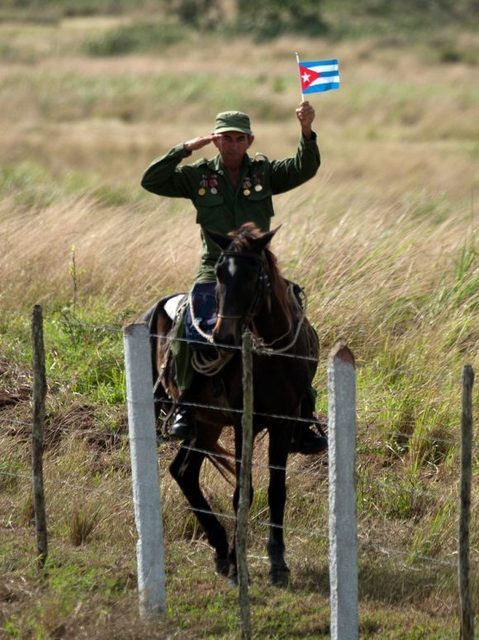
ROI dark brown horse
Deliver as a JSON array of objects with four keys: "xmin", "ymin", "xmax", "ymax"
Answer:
[{"xmin": 145, "ymin": 223, "xmax": 320, "ymax": 586}]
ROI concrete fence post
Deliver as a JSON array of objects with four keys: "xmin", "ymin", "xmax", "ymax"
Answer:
[
  {"xmin": 124, "ymin": 322, "xmax": 165, "ymax": 617},
  {"xmin": 328, "ymin": 342, "xmax": 358, "ymax": 640}
]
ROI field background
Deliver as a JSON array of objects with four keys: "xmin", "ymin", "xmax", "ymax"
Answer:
[{"xmin": 1, "ymin": 0, "xmax": 479, "ymax": 638}]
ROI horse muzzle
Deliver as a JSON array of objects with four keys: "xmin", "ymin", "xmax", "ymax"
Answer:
[{"xmin": 212, "ymin": 314, "xmax": 243, "ymax": 348}]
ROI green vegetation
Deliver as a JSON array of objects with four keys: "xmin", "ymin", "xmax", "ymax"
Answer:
[
  {"xmin": 83, "ymin": 21, "xmax": 192, "ymax": 56},
  {"xmin": 0, "ymin": 0, "xmax": 478, "ymax": 637}
]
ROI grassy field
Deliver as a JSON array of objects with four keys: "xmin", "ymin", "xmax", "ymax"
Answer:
[{"xmin": 1, "ymin": 2, "xmax": 479, "ymax": 638}]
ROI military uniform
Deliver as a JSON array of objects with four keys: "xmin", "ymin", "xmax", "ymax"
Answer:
[
  {"xmin": 141, "ymin": 134, "xmax": 320, "ymax": 281},
  {"xmin": 141, "ymin": 111, "xmax": 320, "ymax": 399}
]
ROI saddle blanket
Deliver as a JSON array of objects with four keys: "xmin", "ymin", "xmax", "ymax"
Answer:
[
  {"xmin": 164, "ymin": 294, "xmax": 186, "ymax": 321},
  {"xmin": 184, "ymin": 281, "xmax": 217, "ymax": 349},
  {"xmin": 164, "ymin": 283, "xmax": 217, "ymax": 350}
]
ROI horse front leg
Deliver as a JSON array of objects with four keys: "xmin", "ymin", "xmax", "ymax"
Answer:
[
  {"xmin": 170, "ymin": 444, "xmax": 229, "ymax": 576},
  {"xmin": 267, "ymin": 424, "xmax": 292, "ymax": 587}
]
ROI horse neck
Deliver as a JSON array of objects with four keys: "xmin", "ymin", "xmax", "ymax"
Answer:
[{"xmin": 252, "ymin": 285, "xmax": 296, "ymax": 347}]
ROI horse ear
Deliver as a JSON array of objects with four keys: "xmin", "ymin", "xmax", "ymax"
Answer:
[
  {"xmin": 252, "ymin": 224, "xmax": 282, "ymax": 253},
  {"xmin": 203, "ymin": 228, "xmax": 233, "ymax": 251}
]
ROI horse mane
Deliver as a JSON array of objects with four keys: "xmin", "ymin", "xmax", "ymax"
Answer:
[{"xmin": 227, "ymin": 223, "xmax": 295, "ymax": 326}]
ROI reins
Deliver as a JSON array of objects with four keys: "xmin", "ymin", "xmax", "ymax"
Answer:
[
  {"xmin": 187, "ymin": 288, "xmax": 233, "ymax": 376},
  {"xmin": 191, "ymin": 348, "xmax": 234, "ymax": 376},
  {"xmin": 187, "ymin": 250, "xmax": 308, "ymax": 372},
  {"xmin": 251, "ymin": 282, "xmax": 308, "ymax": 355},
  {"xmin": 242, "ymin": 254, "xmax": 309, "ymax": 354},
  {"xmin": 187, "ymin": 288, "xmax": 215, "ymax": 344}
]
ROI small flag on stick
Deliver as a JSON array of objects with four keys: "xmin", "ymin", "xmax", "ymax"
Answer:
[{"xmin": 295, "ymin": 55, "xmax": 340, "ymax": 100}]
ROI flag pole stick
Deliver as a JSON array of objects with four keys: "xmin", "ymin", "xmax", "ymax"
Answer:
[{"xmin": 294, "ymin": 51, "xmax": 305, "ymax": 102}]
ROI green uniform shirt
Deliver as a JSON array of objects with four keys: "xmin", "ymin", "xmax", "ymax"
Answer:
[{"xmin": 141, "ymin": 133, "xmax": 320, "ymax": 281}]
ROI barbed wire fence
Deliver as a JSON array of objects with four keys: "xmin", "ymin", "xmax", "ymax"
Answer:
[
  {"xmin": 0, "ymin": 307, "xmax": 476, "ymax": 639},
  {"xmin": 123, "ymin": 320, "xmax": 476, "ymax": 639}
]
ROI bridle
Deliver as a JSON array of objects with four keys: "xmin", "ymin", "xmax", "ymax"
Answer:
[
  {"xmin": 188, "ymin": 245, "xmax": 307, "ymax": 370},
  {"xmin": 215, "ymin": 251, "xmax": 270, "ymax": 325},
  {"xmin": 215, "ymin": 249, "xmax": 308, "ymax": 354},
  {"xmin": 188, "ymin": 250, "xmax": 271, "ymax": 376}
]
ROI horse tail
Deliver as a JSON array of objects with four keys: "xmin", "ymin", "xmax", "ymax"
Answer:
[
  {"xmin": 138, "ymin": 299, "xmax": 165, "ymax": 384},
  {"xmin": 138, "ymin": 296, "xmax": 177, "ymax": 420},
  {"xmin": 206, "ymin": 442, "xmax": 235, "ymax": 484}
]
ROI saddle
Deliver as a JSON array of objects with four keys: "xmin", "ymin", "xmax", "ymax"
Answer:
[{"xmin": 153, "ymin": 284, "xmax": 229, "ymax": 402}]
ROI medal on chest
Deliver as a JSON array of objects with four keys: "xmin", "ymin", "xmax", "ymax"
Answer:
[
  {"xmin": 198, "ymin": 174, "xmax": 208, "ymax": 196},
  {"xmin": 242, "ymin": 177, "xmax": 252, "ymax": 197},
  {"xmin": 253, "ymin": 173, "xmax": 263, "ymax": 192},
  {"xmin": 208, "ymin": 175, "xmax": 219, "ymax": 195},
  {"xmin": 198, "ymin": 173, "xmax": 220, "ymax": 196}
]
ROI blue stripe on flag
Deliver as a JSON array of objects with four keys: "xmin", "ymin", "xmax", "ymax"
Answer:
[{"xmin": 303, "ymin": 82, "xmax": 340, "ymax": 94}]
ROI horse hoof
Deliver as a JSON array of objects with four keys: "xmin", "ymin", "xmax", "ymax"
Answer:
[
  {"xmin": 215, "ymin": 555, "xmax": 229, "ymax": 577},
  {"xmin": 228, "ymin": 575, "xmax": 238, "ymax": 588},
  {"xmin": 227, "ymin": 568, "xmax": 238, "ymax": 587},
  {"xmin": 270, "ymin": 566, "xmax": 290, "ymax": 588}
]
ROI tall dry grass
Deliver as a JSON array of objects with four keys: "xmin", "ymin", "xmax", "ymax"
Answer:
[
  {"xmin": 1, "ymin": 13, "xmax": 479, "ymax": 638},
  {"xmin": 0, "ymin": 194, "xmax": 199, "ymax": 310}
]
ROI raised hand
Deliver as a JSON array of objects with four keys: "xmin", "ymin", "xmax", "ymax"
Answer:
[
  {"xmin": 295, "ymin": 101, "xmax": 315, "ymax": 139},
  {"xmin": 184, "ymin": 135, "xmax": 219, "ymax": 152}
]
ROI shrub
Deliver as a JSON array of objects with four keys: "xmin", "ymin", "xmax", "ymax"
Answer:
[
  {"xmin": 165, "ymin": 0, "xmax": 224, "ymax": 29},
  {"xmin": 84, "ymin": 21, "xmax": 190, "ymax": 57},
  {"xmin": 235, "ymin": 0, "xmax": 328, "ymax": 40}
]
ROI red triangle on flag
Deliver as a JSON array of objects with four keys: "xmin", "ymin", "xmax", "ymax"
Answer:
[{"xmin": 299, "ymin": 64, "xmax": 321, "ymax": 91}]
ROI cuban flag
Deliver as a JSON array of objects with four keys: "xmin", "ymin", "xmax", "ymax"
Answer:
[{"xmin": 298, "ymin": 59, "xmax": 340, "ymax": 94}]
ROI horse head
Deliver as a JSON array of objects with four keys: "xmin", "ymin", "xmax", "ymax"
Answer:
[{"xmin": 204, "ymin": 223, "xmax": 280, "ymax": 347}]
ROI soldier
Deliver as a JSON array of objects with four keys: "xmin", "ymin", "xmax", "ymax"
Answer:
[{"xmin": 141, "ymin": 102, "xmax": 325, "ymax": 453}]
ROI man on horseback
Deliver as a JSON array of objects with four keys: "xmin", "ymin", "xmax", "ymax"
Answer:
[{"xmin": 141, "ymin": 102, "xmax": 325, "ymax": 453}]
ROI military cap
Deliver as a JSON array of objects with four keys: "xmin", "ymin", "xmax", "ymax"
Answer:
[{"xmin": 213, "ymin": 111, "xmax": 252, "ymax": 135}]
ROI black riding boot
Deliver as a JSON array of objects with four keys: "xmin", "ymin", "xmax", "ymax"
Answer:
[
  {"xmin": 170, "ymin": 405, "xmax": 194, "ymax": 440},
  {"xmin": 289, "ymin": 424, "xmax": 328, "ymax": 454},
  {"xmin": 289, "ymin": 386, "xmax": 328, "ymax": 454}
]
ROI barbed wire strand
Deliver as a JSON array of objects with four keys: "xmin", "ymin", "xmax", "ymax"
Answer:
[
  {"xmin": 155, "ymin": 397, "xmax": 326, "ymax": 426},
  {"xmin": 0, "ymin": 409, "xmax": 467, "ymax": 451},
  {"xmin": 151, "ymin": 332, "xmax": 319, "ymax": 363},
  {"xmin": 153, "ymin": 398, "xmax": 467, "ymax": 449},
  {"xmin": 4, "ymin": 463, "xmax": 477, "ymax": 512},
  {"xmin": 183, "ymin": 506, "xmax": 472, "ymax": 570},
  {"xmin": 32, "ymin": 318, "xmax": 465, "ymax": 382},
  {"xmin": 10, "ymin": 314, "xmax": 474, "ymax": 386},
  {"xmin": 1, "ymin": 409, "xmax": 473, "ymax": 453}
]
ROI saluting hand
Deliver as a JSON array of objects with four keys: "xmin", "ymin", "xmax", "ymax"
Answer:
[
  {"xmin": 295, "ymin": 101, "xmax": 315, "ymax": 139},
  {"xmin": 184, "ymin": 135, "xmax": 219, "ymax": 152}
]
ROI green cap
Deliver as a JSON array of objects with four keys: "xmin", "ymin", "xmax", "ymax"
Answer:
[{"xmin": 213, "ymin": 111, "xmax": 252, "ymax": 135}]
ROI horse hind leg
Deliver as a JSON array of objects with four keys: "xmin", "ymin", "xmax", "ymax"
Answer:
[{"xmin": 169, "ymin": 444, "xmax": 230, "ymax": 577}]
